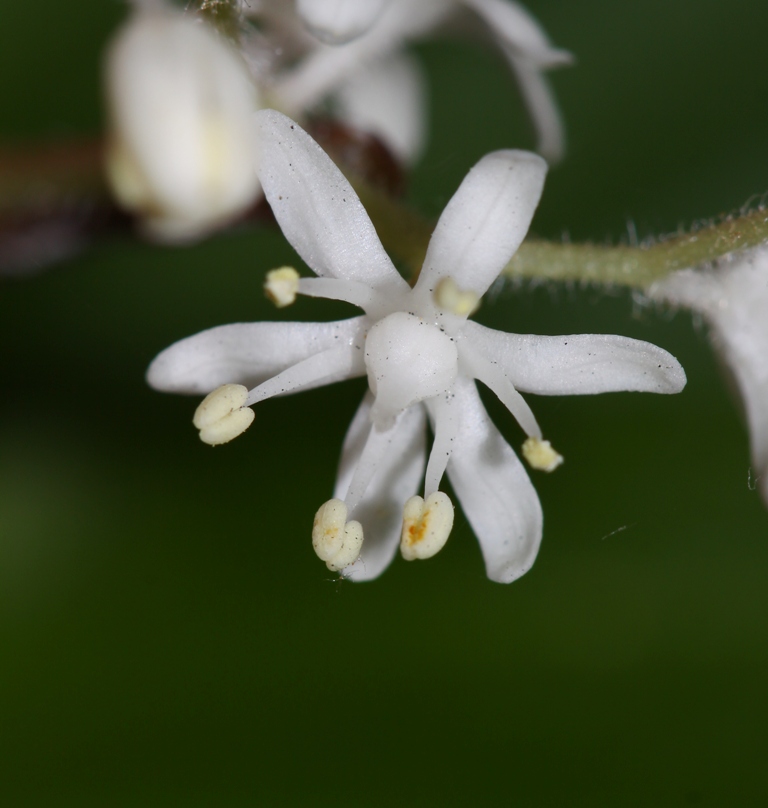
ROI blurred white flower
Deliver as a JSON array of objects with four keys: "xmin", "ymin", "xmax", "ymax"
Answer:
[
  {"xmin": 104, "ymin": 7, "xmax": 261, "ymax": 242},
  {"xmin": 649, "ymin": 244, "xmax": 768, "ymax": 506},
  {"xmin": 271, "ymin": 0, "xmax": 572, "ymax": 163},
  {"xmin": 148, "ymin": 112, "xmax": 686, "ymax": 582},
  {"xmin": 296, "ymin": 0, "xmax": 392, "ymax": 44}
]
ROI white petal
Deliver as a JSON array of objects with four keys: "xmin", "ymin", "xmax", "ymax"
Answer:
[
  {"xmin": 297, "ymin": 0, "xmax": 392, "ymax": 44},
  {"xmin": 461, "ymin": 0, "xmax": 572, "ymax": 67},
  {"xmin": 445, "ymin": 377, "xmax": 542, "ymax": 584},
  {"xmin": 336, "ymin": 394, "xmax": 427, "ymax": 581},
  {"xmin": 463, "ymin": 322, "xmax": 687, "ymax": 396},
  {"xmin": 503, "ymin": 52, "xmax": 565, "ymax": 164},
  {"xmin": 254, "ymin": 110, "xmax": 409, "ymax": 295},
  {"xmin": 147, "ymin": 317, "xmax": 366, "ymax": 394},
  {"xmin": 650, "ymin": 246, "xmax": 768, "ymax": 503},
  {"xmin": 413, "ymin": 150, "xmax": 547, "ymax": 314},
  {"xmin": 333, "ymin": 51, "xmax": 428, "ymax": 164}
]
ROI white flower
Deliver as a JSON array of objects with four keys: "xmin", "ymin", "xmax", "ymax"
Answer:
[
  {"xmin": 296, "ymin": 0, "xmax": 392, "ymax": 44},
  {"xmin": 147, "ymin": 111, "xmax": 686, "ymax": 583},
  {"xmin": 273, "ymin": 0, "xmax": 573, "ymax": 163},
  {"xmin": 104, "ymin": 6, "xmax": 261, "ymax": 242},
  {"xmin": 649, "ymin": 244, "xmax": 768, "ymax": 507}
]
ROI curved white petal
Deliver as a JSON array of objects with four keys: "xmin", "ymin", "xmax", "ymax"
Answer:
[
  {"xmin": 413, "ymin": 149, "xmax": 546, "ymax": 317},
  {"xmin": 333, "ymin": 51, "xmax": 428, "ymax": 164},
  {"xmin": 254, "ymin": 110, "xmax": 409, "ymax": 295},
  {"xmin": 504, "ymin": 51, "xmax": 565, "ymax": 164},
  {"xmin": 297, "ymin": 0, "xmax": 392, "ymax": 44},
  {"xmin": 273, "ymin": 0, "xmax": 449, "ymax": 113},
  {"xmin": 336, "ymin": 394, "xmax": 427, "ymax": 581},
  {"xmin": 444, "ymin": 377, "xmax": 542, "ymax": 584},
  {"xmin": 650, "ymin": 246, "xmax": 768, "ymax": 504},
  {"xmin": 461, "ymin": 0, "xmax": 571, "ymax": 163},
  {"xmin": 147, "ymin": 316, "xmax": 366, "ymax": 394},
  {"xmin": 463, "ymin": 322, "xmax": 687, "ymax": 396},
  {"xmin": 461, "ymin": 0, "xmax": 572, "ymax": 67}
]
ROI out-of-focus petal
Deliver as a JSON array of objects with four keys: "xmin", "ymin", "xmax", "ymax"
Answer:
[
  {"xmin": 336, "ymin": 394, "xmax": 427, "ymax": 581},
  {"xmin": 649, "ymin": 245, "xmax": 768, "ymax": 505},
  {"xmin": 413, "ymin": 149, "xmax": 546, "ymax": 315},
  {"xmin": 463, "ymin": 322, "xmax": 687, "ymax": 395},
  {"xmin": 273, "ymin": 0, "xmax": 449, "ymax": 113},
  {"xmin": 254, "ymin": 110, "xmax": 409, "ymax": 295},
  {"xmin": 105, "ymin": 9, "xmax": 261, "ymax": 241},
  {"xmin": 146, "ymin": 317, "xmax": 366, "ymax": 394},
  {"xmin": 333, "ymin": 51, "xmax": 427, "ymax": 164},
  {"xmin": 502, "ymin": 51, "xmax": 565, "ymax": 164},
  {"xmin": 444, "ymin": 378, "xmax": 542, "ymax": 583},
  {"xmin": 462, "ymin": 0, "xmax": 572, "ymax": 66},
  {"xmin": 297, "ymin": 0, "xmax": 392, "ymax": 44}
]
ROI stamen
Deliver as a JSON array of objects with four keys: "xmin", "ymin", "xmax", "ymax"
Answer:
[
  {"xmin": 522, "ymin": 437, "xmax": 564, "ymax": 472},
  {"xmin": 312, "ymin": 499, "xmax": 364, "ymax": 571},
  {"xmin": 298, "ymin": 276, "xmax": 386, "ymax": 315},
  {"xmin": 244, "ymin": 344, "xmax": 363, "ymax": 407},
  {"xmin": 400, "ymin": 492, "xmax": 454, "ymax": 561},
  {"xmin": 424, "ymin": 393, "xmax": 459, "ymax": 497},
  {"xmin": 460, "ymin": 341, "xmax": 542, "ymax": 439},
  {"xmin": 342, "ymin": 416, "xmax": 400, "ymax": 513},
  {"xmin": 193, "ymin": 384, "xmax": 254, "ymax": 445},
  {"xmin": 264, "ymin": 266, "xmax": 300, "ymax": 308},
  {"xmin": 434, "ymin": 277, "xmax": 480, "ymax": 317}
]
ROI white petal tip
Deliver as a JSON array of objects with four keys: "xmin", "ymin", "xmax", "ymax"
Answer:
[
  {"xmin": 193, "ymin": 384, "xmax": 254, "ymax": 445},
  {"xmin": 660, "ymin": 363, "xmax": 687, "ymax": 394},
  {"xmin": 400, "ymin": 492, "xmax": 454, "ymax": 561}
]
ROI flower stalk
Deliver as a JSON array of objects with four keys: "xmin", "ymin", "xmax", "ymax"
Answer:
[{"xmin": 354, "ymin": 177, "xmax": 768, "ymax": 289}]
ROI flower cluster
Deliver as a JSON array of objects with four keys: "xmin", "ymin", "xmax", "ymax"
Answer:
[
  {"xmin": 104, "ymin": 0, "xmax": 571, "ymax": 240},
  {"xmin": 148, "ymin": 111, "xmax": 686, "ymax": 582}
]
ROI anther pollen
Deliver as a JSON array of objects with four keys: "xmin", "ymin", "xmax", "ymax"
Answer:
[
  {"xmin": 312, "ymin": 499, "xmax": 364, "ymax": 571},
  {"xmin": 434, "ymin": 277, "xmax": 480, "ymax": 317},
  {"xmin": 264, "ymin": 266, "xmax": 300, "ymax": 308},
  {"xmin": 522, "ymin": 437, "xmax": 563, "ymax": 472},
  {"xmin": 193, "ymin": 383, "xmax": 255, "ymax": 445},
  {"xmin": 400, "ymin": 492, "xmax": 454, "ymax": 561}
]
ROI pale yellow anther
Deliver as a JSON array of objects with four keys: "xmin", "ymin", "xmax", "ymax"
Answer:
[
  {"xmin": 522, "ymin": 437, "xmax": 564, "ymax": 472},
  {"xmin": 193, "ymin": 383, "xmax": 254, "ymax": 446},
  {"xmin": 312, "ymin": 499, "xmax": 364, "ymax": 571},
  {"xmin": 434, "ymin": 277, "xmax": 480, "ymax": 317},
  {"xmin": 400, "ymin": 491, "xmax": 454, "ymax": 561},
  {"xmin": 264, "ymin": 266, "xmax": 300, "ymax": 308}
]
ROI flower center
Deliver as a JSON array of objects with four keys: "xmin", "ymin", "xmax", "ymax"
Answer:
[{"xmin": 364, "ymin": 311, "xmax": 459, "ymax": 428}]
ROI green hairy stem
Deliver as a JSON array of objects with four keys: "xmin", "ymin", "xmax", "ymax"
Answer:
[{"xmin": 356, "ymin": 180, "xmax": 768, "ymax": 289}]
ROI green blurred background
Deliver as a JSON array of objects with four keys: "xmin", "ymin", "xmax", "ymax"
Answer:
[{"xmin": 2, "ymin": 1, "xmax": 768, "ymax": 805}]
